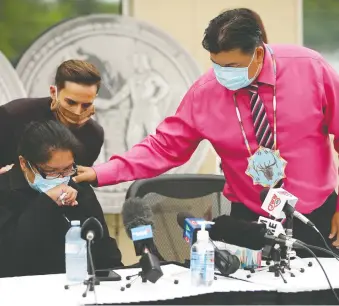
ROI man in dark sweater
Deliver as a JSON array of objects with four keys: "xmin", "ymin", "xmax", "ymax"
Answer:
[{"xmin": 0, "ymin": 59, "xmax": 104, "ymax": 172}]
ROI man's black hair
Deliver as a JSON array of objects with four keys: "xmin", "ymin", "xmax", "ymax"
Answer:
[{"xmin": 202, "ymin": 8, "xmax": 266, "ymax": 54}]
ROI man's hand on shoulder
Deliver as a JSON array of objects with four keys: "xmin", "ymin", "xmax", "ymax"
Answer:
[{"xmin": 73, "ymin": 165, "xmax": 97, "ymax": 185}]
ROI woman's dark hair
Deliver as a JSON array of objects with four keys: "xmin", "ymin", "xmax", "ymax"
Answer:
[
  {"xmin": 17, "ymin": 120, "xmax": 82, "ymax": 164},
  {"xmin": 202, "ymin": 8, "xmax": 268, "ymax": 54}
]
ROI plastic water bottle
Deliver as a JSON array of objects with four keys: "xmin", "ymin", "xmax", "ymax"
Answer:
[
  {"xmin": 190, "ymin": 221, "xmax": 215, "ymax": 286},
  {"xmin": 65, "ymin": 220, "xmax": 87, "ymax": 282}
]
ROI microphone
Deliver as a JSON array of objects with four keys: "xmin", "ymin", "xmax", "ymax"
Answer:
[
  {"xmin": 257, "ymin": 216, "xmax": 287, "ymax": 258},
  {"xmin": 122, "ymin": 198, "xmax": 156, "ymax": 256},
  {"xmin": 260, "ymin": 188, "xmax": 315, "ymax": 227},
  {"xmin": 177, "ymin": 212, "xmax": 212, "ymax": 245},
  {"xmin": 122, "ymin": 198, "xmax": 163, "ymax": 283},
  {"xmin": 81, "ymin": 217, "xmax": 104, "ymax": 242},
  {"xmin": 257, "ymin": 216, "xmax": 286, "ymax": 237},
  {"xmin": 208, "ymin": 214, "xmax": 305, "ymax": 251},
  {"xmin": 80, "ymin": 217, "xmax": 104, "ymax": 290},
  {"xmin": 177, "ymin": 212, "xmax": 240, "ymax": 276},
  {"xmin": 208, "ymin": 215, "xmax": 268, "ymax": 250}
]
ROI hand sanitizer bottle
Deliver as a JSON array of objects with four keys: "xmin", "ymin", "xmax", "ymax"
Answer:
[{"xmin": 190, "ymin": 221, "xmax": 215, "ymax": 286}]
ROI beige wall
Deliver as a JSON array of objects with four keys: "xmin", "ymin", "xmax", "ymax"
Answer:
[
  {"xmin": 105, "ymin": 0, "xmax": 303, "ymax": 266},
  {"xmin": 129, "ymin": 0, "xmax": 303, "ymax": 72}
]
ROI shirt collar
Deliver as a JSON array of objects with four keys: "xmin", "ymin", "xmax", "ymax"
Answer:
[{"xmin": 256, "ymin": 44, "xmax": 276, "ymax": 86}]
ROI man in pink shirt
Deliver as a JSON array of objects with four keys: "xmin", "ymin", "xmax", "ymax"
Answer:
[{"xmin": 74, "ymin": 9, "xmax": 339, "ymax": 256}]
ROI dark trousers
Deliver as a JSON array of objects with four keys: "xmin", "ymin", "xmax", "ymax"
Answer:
[{"xmin": 231, "ymin": 192, "xmax": 339, "ymax": 258}]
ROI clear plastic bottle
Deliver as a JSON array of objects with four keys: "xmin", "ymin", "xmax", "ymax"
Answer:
[
  {"xmin": 65, "ymin": 220, "xmax": 87, "ymax": 282},
  {"xmin": 190, "ymin": 221, "xmax": 215, "ymax": 286}
]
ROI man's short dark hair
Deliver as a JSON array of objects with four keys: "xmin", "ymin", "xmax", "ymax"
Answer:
[
  {"xmin": 202, "ymin": 8, "xmax": 266, "ymax": 54},
  {"xmin": 55, "ymin": 59, "xmax": 101, "ymax": 92}
]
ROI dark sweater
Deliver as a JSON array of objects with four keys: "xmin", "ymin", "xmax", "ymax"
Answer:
[
  {"xmin": 0, "ymin": 166, "xmax": 123, "ymax": 278},
  {"xmin": 0, "ymin": 97, "xmax": 104, "ymax": 167}
]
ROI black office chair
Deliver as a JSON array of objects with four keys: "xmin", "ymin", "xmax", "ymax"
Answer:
[{"xmin": 125, "ymin": 174, "xmax": 230, "ymax": 262}]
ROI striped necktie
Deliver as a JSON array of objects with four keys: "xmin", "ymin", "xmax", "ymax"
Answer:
[{"xmin": 248, "ymin": 84, "xmax": 274, "ymax": 149}]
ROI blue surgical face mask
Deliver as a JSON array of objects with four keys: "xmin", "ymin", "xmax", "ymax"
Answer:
[
  {"xmin": 28, "ymin": 173, "xmax": 70, "ymax": 193},
  {"xmin": 213, "ymin": 51, "xmax": 259, "ymax": 91},
  {"xmin": 25, "ymin": 162, "xmax": 70, "ymax": 193}
]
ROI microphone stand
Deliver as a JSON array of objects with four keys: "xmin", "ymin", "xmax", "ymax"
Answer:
[
  {"xmin": 281, "ymin": 208, "xmax": 312, "ymax": 272},
  {"xmin": 281, "ymin": 212, "xmax": 294, "ymax": 269},
  {"xmin": 247, "ymin": 246, "xmax": 286, "ymax": 283},
  {"xmin": 121, "ymin": 251, "xmax": 179, "ymax": 291},
  {"xmin": 82, "ymin": 238, "xmax": 100, "ymax": 298},
  {"xmin": 247, "ymin": 214, "xmax": 306, "ymax": 283}
]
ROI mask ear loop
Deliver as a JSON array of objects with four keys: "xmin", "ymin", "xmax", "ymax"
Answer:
[{"xmin": 24, "ymin": 160, "xmax": 36, "ymax": 184}]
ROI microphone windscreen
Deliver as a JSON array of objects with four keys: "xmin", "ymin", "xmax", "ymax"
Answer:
[
  {"xmin": 177, "ymin": 212, "xmax": 195, "ymax": 229},
  {"xmin": 122, "ymin": 198, "xmax": 154, "ymax": 239},
  {"xmin": 81, "ymin": 217, "xmax": 104, "ymax": 241},
  {"xmin": 210, "ymin": 215, "xmax": 267, "ymax": 250}
]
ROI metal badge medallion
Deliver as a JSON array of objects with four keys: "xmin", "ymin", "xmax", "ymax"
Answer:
[
  {"xmin": 16, "ymin": 14, "xmax": 207, "ymax": 213},
  {"xmin": 245, "ymin": 147, "xmax": 287, "ymax": 187},
  {"xmin": 0, "ymin": 52, "xmax": 27, "ymax": 105}
]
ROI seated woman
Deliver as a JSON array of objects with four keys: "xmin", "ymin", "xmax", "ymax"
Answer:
[{"xmin": 0, "ymin": 120, "xmax": 122, "ymax": 278}]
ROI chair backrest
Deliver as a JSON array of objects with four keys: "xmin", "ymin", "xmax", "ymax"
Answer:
[{"xmin": 125, "ymin": 174, "xmax": 230, "ymax": 262}]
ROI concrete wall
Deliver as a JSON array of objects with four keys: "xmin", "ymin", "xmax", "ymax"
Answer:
[{"xmin": 105, "ymin": 0, "xmax": 303, "ymax": 266}]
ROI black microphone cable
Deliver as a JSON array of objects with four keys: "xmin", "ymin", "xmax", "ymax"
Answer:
[
  {"xmin": 303, "ymin": 243, "xmax": 339, "ymax": 260},
  {"xmin": 296, "ymin": 243, "xmax": 339, "ymax": 304},
  {"xmin": 307, "ymin": 225, "xmax": 339, "ymax": 262}
]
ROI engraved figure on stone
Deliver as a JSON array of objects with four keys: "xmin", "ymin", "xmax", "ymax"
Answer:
[
  {"xmin": 97, "ymin": 52, "xmax": 170, "ymax": 151},
  {"xmin": 73, "ymin": 48, "xmax": 128, "ymax": 164},
  {"xmin": 70, "ymin": 49, "xmax": 170, "ymax": 166}
]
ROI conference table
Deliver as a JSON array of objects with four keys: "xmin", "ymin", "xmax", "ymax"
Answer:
[{"xmin": 0, "ymin": 258, "xmax": 338, "ymax": 305}]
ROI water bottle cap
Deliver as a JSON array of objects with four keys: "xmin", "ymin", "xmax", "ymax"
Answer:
[{"xmin": 71, "ymin": 220, "xmax": 81, "ymax": 226}]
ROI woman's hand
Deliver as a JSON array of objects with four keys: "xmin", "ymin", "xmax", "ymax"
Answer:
[
  {"xmin": 46, "ymin": 184, "xmax": 78, "ymax": 206},
  {"xmin": 0, "ymin": 164, "xmax": 14, "ymax": 174}
]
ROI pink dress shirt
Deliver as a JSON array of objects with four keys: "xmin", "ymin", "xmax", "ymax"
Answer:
[{"xmin": 94, "ymin": 44, "xmax": 339, "ymax": 216}]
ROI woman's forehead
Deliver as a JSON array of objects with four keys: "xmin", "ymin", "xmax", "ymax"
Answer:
[{"xmin": 41, "ymin": 150, "xmax": 74, "ymax": 170}]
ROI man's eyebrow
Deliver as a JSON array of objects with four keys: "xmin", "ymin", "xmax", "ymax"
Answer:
[{"xmin": 65, "ymin": 97, "xmax": 92, "ymax": 104}]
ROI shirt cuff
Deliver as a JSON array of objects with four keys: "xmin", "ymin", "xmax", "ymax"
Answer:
[{"xmin": 92, "ymin": 161, "xmax": 120, "ymax": 187}]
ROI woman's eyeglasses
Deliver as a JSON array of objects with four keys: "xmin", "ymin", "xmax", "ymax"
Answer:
[{"xmin": 27, "ymin": 161, "xmax": 77, "ymax": 180}]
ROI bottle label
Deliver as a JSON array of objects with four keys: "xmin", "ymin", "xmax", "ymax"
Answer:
[
  {"xmin": 65, "ymin": 243, "xmax": 84, "ymax": 254},
  {"xmin": 190, "ymin": 250, "xmax": 214, "ymax": 282}
]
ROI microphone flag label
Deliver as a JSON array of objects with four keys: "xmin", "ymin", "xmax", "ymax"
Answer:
[
  {"xmin": 131, "ymin": 225, "xmax": 153, "ymax": 241},
  {"xmin": 261, "ymin": 188, "xmax": 298, "ymax": 219},
  {"xmin": 258, "ymin": 216, "xmax": 286, "ymax": 237},
  {"xmin": 183, "ymin": 218, "xmax": 211, "ymax": 245}
]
